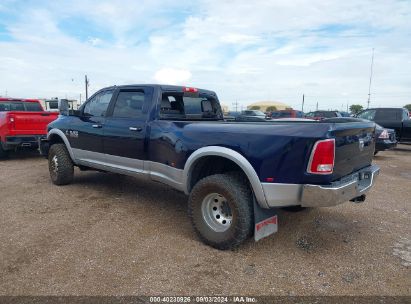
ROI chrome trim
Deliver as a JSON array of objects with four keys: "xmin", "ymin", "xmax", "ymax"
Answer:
[
  {"xmin": 183, "ymin": 146, "xmax": 269, "ymax": 208},
  {"xmin": 262, "ymin": 183, "xmax": 303, "ymax": 207},
  {"xmin": 263, "ymin": 165, "xmax": 380, "ymax": 208},
  {"xmin": 47, "ymin": 129, "xmax": 75, "ymax": 161},
  {"xmin": 146, "ymin": 161, "xmax": 184, "ymax": 191},
  {"xmin": 71, "ymin": 149, "xmax": 184, "ymax": 190}
]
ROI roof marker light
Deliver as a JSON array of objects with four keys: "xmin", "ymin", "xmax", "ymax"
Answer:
[{"xmin": 183, "ymin": 87, "xmax": 198, "ymax": 93}]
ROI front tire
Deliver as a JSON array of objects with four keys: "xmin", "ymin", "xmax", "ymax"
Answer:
[
  {"xmin": 0, "ymin": 143, "xmax": 8, "ymax": 159},
  {"xmin": 188, "ymin": 173, "xmax": 253, "ymax": 250},
  {"xmin": 48, "ymin": 143, "xmax": 74, "ymax": 185}
]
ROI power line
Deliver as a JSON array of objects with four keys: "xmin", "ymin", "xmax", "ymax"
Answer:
[{"xmin": 85, "ymin": 75, "xmax": 90, "ymax": 101}]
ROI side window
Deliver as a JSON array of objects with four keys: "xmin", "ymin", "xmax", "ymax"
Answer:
[
  {"xmin": 10, "ymin": 102, "xmax": 25, "ymax": 111},
  {"xmin": 375, "ymin": 109, "xmax": 399, "ymax": 120},
  {"xmin": 112, "ymin": 91, "xmax": 145, "ymax": 118},
  {"xmin": 84, "ymin": 90, "xmax": 113, "ymax": 117},
  {"xmin": 24, "ymin": 102, "xmax": 43, "ymax": 111},
  {"xmin": 357, "ymin": 109, "xmax": 376, "ymax": 120}
]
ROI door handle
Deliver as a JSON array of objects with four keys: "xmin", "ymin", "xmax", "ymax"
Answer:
[
  {"xmin": 92, "ymin": 124, "xmax": 102, "ymax": 128},
  {"xmin": 129, "ymin": 127, "xmax": 143, "ymax": 132}
]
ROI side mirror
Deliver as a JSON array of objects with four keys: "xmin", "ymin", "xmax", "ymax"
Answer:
[{"xmin": 59, "ymin": 99, "xmax": 70, "ymax": 116}]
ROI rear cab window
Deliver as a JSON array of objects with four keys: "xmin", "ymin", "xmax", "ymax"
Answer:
[
  {"xmin": 0, "ymin": 101, "xmax": 42, "ymax": 112},
  {"xmin": 159, "ymin": 89, "xmax": 222, "ymax": 120}
]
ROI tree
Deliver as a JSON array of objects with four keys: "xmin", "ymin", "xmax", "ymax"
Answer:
[
  {"xmin": 349, "ymin": 104, "xmax": 364, "ymax": 115},
  {"xmin": 266, "ymin": 106, "xmax": 277, "ymax": 112},
  {"xmin": 249, "ymin": 106, "xmax": 261, "ymax": 110},
  {"xmin": 404, "ymin": 104, "xmax": 411, "ymax": 112}
]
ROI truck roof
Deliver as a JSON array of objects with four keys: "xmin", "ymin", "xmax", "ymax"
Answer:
[
  {"xmin": 97, "ymin": 84, "xmax": 217, "ymax": 95},
  {"xmin": 0, "ymin": 98, "xmax": 41, "ymax": 103}
]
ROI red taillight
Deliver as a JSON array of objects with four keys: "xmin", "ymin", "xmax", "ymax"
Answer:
[
  {"xmin": 183, "ymin": 87, "xmax": 198, "ymax": 93},
  {"xmin": 307, "ymin": 139, "xmax": 335, "ymax": 174}
]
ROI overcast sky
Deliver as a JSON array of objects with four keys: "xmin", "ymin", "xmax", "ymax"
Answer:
[{"xmin": 0, "ymin": 0, "xmax": 410, "ymax": 111}]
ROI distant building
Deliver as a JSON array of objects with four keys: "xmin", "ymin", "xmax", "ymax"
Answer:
[
  {"xmin": 39, "ymin": 98, "xmax": 80, "ymax": 112},
  {"xmin": 220, "ymin": 103, "xmax": 229, "ymax": 114},
  {"xmin": 247, "ymin": 101, "xmax": 291, "ymax": 112}
]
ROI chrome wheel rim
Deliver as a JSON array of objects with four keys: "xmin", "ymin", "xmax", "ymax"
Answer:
[
  {"xmin": 201, "ymin": 193, "xmax": 233, "ymax": 232},
  {"xmin": 50, "ymin": 155, "xmax": 58, "ymax": 175}
]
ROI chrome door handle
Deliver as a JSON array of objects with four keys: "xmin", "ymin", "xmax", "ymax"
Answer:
[
  {"xmin": 129, "ymin": 127, "xmax": 143, "ymax": 132},
  {"xmin": 92, "ymin": 124, "xmax": 102, "ymax": 128}
]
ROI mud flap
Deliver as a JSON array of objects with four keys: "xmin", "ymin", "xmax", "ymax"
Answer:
[
  {"xmin": 254, "ymin": 197, "xmax": 278, "ymax": 241},
  {"xmin": 38, "ymin": 137, "xmax": 49, "ymax": 157}
]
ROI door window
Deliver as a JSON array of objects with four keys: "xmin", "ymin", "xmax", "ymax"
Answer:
[
  {"xmin": 357, "ymin": 109, "xmax": 376, "ymax": 120},
  {"xmin": 84, "ymin": 90, "xmax": 113, "ymax": 117},
  {"xmin": 112, "ymin": 91, "xmax": 145, "ymax": 118}
]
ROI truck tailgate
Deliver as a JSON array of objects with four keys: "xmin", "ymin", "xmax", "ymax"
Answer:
[
  {"xmin": 330, "ymin": 121, "xmax": 375, "ymax": 180},
  {"xmin": 7, "ymin": 111, "xmax": 59, "ymax": 135}
]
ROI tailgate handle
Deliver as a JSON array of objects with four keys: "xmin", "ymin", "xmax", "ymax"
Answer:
[
  {"xmin": 41, "ymin": 113, "xmax": 50, "ymax": 116},
  {"xmin": 92, "ymin": 124, "xmax": 102, "ymax": 128}
]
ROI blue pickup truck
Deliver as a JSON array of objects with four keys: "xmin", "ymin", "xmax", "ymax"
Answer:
[{"xmin": 43, "ymin": 84, "xmax": 380, "ymax": 249}]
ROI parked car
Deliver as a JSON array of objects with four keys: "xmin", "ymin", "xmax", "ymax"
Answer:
[
  {"xmin": 356, "ymin": 108, "xmax": 411, "ymax": 143},
  {"xmin": 375, "ymin": 124, "xmax": 397, "ymax": 155},
  {"xmin": 0, "ymin": 98, "xmax": 59, "ymax": 158},
  {"xmin": 235, "ymin": 110, "xmax": 268, "ymax": 121},
  {"xmin": 41, "ymin": 84, "xmax": 380, "ymax": 250},
  {"xmin": 224, "ymin": 111, "xmax": 240, "ymax": 121},
  {"xmin": 321, "ymin": 117, "xmax": 397, "ymax": 155},
  {"xmin": 270, "ymin": 109, "xmax": 304, "ymax": 119},
  {"xmin": 305, "ymin": 111, "xmax": 343, "ymax": 120},
  {"xmin": 339, "ymin": 111, "xmax": 352, "ymax": 117}
]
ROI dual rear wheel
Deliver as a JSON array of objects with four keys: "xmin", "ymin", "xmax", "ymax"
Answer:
[{"xmin": 188, "ymin": 174, "xmax": 254, "ymax": 250}]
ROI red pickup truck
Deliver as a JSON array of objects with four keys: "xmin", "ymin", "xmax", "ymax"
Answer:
[{"xmin": 0, "ymin": 98, "xmax": 59, "ymax": 158}]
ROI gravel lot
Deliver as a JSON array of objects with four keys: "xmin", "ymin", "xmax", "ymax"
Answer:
[{"xmin": 0, "ymin": 145, "xmax": 410, "ymax": 296}]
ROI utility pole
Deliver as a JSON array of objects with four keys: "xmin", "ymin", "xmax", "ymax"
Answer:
[
  {"xmin": 316, "ymin": 101, "xmax": 318, "ymax": 111},
  {"xmin": 232, "ymin": 100, "xmax": 240, "ymax": 112},
  {"xmin": 367, "ymin": 48, "xmax": 374, "ymax": 109},
  {"xmin": 301, "ymin": 94, "xmax": 305, "ymax": 112},
  {"xmin": 346, "ymin": 102, "xmax": 349, "ymax": 113},
  {"xmin": 85, "ymin": 75, "xmax": 89, "ymax": 101}
]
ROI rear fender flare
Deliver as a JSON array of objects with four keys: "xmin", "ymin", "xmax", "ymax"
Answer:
[{"xmin": 183, "ymin": 146, "xmax": 269, "ymax": 208}]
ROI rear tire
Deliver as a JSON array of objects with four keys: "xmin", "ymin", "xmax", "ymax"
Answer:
[
  {"xmin": 0, "ymin": 143, "xmax": 8, "ymax": 159},
  {"xmin": 48, "ymin": 143, "xmax": 74, "ymax": 185},
  {"xmin": 188, "ymin": 173, "xmax": 253, "ymax": 250}
]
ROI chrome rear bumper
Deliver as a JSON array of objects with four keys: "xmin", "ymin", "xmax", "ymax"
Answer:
[{"xmin": 261, "ymin": 165, "xmax": 380, "ymax": 208}]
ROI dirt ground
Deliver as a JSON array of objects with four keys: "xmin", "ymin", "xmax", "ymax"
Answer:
[{"xmin": 0, "ymin": 145, "xmax": 410, "ymax": 296}]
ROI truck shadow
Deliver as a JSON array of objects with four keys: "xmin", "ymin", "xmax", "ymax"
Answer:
[
  {"xmin": 72, "ymin": 171, "xmax": 366, "ymax": 252},
  {"xmin": 2, "ymin": 149, "xmax": 43, "ymax": 161}
]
